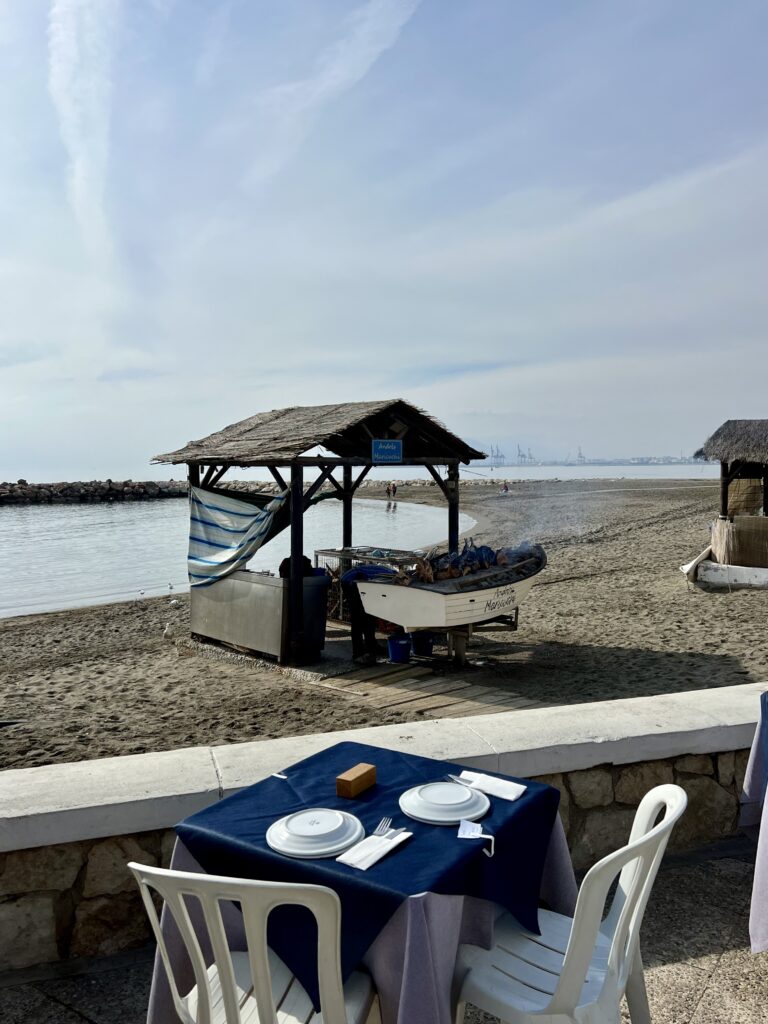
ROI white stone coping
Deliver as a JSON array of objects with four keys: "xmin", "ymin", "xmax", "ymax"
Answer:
[{"xmin": 1, "ymin": 683, "xmax": 764, "ymax": 853}]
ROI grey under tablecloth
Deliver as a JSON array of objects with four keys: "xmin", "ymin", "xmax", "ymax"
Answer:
[
  {"xmin": 740, "ymin": 691, "xmax": 768, "ymax": 953},
  {"xmin": 147, "ymin": 818, "xmax": 576, "ymax": 1024}
]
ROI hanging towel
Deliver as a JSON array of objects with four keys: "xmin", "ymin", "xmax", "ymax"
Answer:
[{"xmin": 187, "ymin": 486, "xmax": 288, "ymax": 586}]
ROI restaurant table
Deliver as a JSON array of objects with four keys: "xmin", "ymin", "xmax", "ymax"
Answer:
[
  {"xmin": 147, "ymin": 741, "xmax": 577, "ymax": 1024},
  {"xmin": 740, "ymin": 690, "xmax": 768, "ymax": 953}
]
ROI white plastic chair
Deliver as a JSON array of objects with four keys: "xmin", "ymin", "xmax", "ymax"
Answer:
[
  {"xmin": 453, "ymin": 784, "xmax": 687, "ymax": 1024},
  {"xmin": 129, "ymin": 862, "xmax": 380, "ymax": 1024}
]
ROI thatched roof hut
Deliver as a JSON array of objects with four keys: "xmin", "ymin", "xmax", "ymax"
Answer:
[
  {"xmin": 154, "ymin": 399, "xmax": 484, "ymax": 466},
  {"xmin": 153, "ymin": 399, "xmax": 484, "ymax": 664},
  {"xmin": 695, "ymin": 419, "xmax": 768, "ymax": 519},
  {"xmin": 695, "ymin": 420, "xmax": 768, "ymax": 464}
]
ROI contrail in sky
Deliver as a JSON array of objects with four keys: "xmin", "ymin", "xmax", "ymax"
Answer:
[{"xmin": 48, "ymin": 0, "xmax": 121, "ymax": 264}]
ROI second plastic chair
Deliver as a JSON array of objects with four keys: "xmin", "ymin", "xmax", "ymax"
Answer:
[{"xmin": 453, "ymin": 784, "xmax": 687, "ymax": 1024}]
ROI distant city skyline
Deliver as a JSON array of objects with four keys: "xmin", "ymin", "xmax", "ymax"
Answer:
[{"xmin": 2, "ymin": 2, "xmax": 767, "ymax": 481}]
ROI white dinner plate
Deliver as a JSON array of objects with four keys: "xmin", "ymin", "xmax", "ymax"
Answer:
[
  {"xmin": 398, "ymin": 781, "xmax": 490, "ymax": 826},
  {"xmin": 266, "ymin": 808, "xmax": 364, "ymax": 859}
]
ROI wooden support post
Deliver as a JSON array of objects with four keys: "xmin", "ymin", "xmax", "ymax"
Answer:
[
  {"xmin": 719, "ymin": 461, "xmax": 729, "ymax": 519},
  {"xmin": 763, "ymin": 470, "xmax": 768, "ymax": 517},
  {"xmin": 188, "ymin": 464, "xmax": 200, "ymax": 489},
  {"xmin": 288, "ymin": 464, "xmax": 304, "ymax": 664},
  {"xmin": 447, "ymin": 464, "xmax": 460, "ymax": 554},
  {"xmin": 342, "ymin": 465, "xmax": 353, "ymax": 549}
]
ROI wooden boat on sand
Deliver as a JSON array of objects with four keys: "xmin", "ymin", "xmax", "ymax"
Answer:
[{"xmin": 357, "ymin": 548, "xmax": 547, "ymax": 632}]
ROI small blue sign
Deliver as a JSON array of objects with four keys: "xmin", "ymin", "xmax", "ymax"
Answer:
[{"xmin": 372, "ymin": 439, "xmax": 403, "ymax": 464}]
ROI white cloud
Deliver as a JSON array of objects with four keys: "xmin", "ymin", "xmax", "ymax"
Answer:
[
  {"xmin": 246, "ymin": 0, "xmax": 421, "ymax": 184},
  {"xmin": 47, "ymin": 0, "xmax": 120, "ymax": 264}
]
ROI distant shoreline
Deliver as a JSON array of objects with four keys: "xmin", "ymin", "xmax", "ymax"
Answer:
[{"xmin": 0, "ymin": 467, "xmax": 719, "ymax": 507}]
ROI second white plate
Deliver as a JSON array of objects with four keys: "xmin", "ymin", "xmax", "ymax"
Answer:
[{"xmin": 399, "ymin": 782, "xmax": 490, "ymax": 825}]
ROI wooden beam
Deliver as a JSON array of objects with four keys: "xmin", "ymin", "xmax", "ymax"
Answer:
[
  {"xmin": 268, "ymin": 466, "xmax": 287, "ymax": 491},
  {"xmin": 303, "ymin": 465, "xmax": 338, "ymax": 506},
  {"xmin": 447, "ymin": 463, "xmax": 460, "ymax": 554},
  {"xmin": 342, "ymin": 465, "xmax": 353, "ymax": 548},
  {"xmin": 763, "ymin": 472, "xmax": 768, "ymax": 517},
  {"xmin": 351, "ymin": 464, "xmax": 372, "ymax": 492},
  {"xmin": 188, "ymin": 464, "xmax": 200, "ymax": 488},
  {"xmin": 183, "ymin": 456, "xmax": 462, "ymax": 468},
  {"xmin": 720, "ymin": 461, "xmax": 729, "ymax": 519},
  {"xmin": 288, "ymin": 465, "xmax": 305, "ymax": 665},
  {"xmin": 425, "ymin": 464, "xmax": 450, "ymax": 501},
  {"xmin": 208, "ymin": 464, "xmax": 230, "ymax": 487},
  {"xmin": 201, "ymin": 464, "xmax": 220, "ymax": 487}
]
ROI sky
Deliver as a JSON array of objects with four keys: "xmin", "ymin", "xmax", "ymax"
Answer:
[{"xmin": 1, "ymin": 0, "xmax": 767, "ymax": 480}]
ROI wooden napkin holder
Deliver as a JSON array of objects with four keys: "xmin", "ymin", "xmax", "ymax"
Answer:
[{"xmin": 336, "ymin": 763, "xmax": 376, "ymax": 799}]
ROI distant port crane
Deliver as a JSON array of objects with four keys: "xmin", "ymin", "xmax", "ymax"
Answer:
[{"xmin": 488, "ymin": 444, "xmax": 506, "ymax": 468}]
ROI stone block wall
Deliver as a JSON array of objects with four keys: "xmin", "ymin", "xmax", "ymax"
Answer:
[
  {"xmin": 0, "ymin": 829, "xmax": 176, "ymax": 971},
  {"xmin": 533, "ymin": 748, "xmax": 751, "ymax": 872},
  {"xmin": 0, "ymin": 749, "xmax": 752, "ymax": 972}
]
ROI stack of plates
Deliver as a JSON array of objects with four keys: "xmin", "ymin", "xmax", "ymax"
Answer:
[
  {"xmin": 399, "ymin": 782, "xmax": 490, "ymax": 825},
  {"xmin": 266, "ymin": 808, "xmax": 364, "ymax": 859}
]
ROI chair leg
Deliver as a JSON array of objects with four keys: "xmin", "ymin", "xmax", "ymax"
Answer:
[
  {"xmin": 453, "ymin": 1000, "xmax": 466, "ymax": 1024},
  {"xmin": 625, "ymin": 947, "xmax": 651, "ymax": 1024}
]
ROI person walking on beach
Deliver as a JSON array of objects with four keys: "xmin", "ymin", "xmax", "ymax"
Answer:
[
  {"xmin": 386, "ymin": 483, "xmax": 391, "ymax": 499},
  {"xmin": 391, "ymin": 481, "xmax": 397, "ymax": 498}
]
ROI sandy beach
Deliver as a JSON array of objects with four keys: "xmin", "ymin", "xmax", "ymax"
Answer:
[{"xmin": 3, "ymin": 476, "xmax": 767, "ymax": 771}]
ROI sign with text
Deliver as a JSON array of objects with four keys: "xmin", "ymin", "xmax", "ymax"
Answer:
[{"xmin": 371, "ymin": 439, "xmax": 403, "ymax": 464}]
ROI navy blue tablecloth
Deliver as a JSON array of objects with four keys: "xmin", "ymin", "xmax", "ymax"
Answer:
[{"xmin": 176, "ymin": 741, "xmax": 559, "ymax": 1008}]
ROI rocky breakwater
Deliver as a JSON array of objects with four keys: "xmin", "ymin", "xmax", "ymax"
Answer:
[{"xmin": 0, "ymin": 479, "xmax": 188, "ymax": 506}]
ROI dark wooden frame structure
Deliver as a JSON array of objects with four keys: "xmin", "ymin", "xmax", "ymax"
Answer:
[
  {"xmin": 154, "ymin": 400, "xmax": 485, "ymax": 664},
  {"xmin": 695, "ymin": 419, "xmax": 768, "ymax": 520}
]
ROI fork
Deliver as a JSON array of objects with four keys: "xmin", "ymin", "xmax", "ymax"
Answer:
[
  {"xmin": 372, "ymin": 816, "xmax": 393, "ymax": 836},
  {"xmin": 444, "ymin": 773, "xmax": 473, "ymax": 787}
]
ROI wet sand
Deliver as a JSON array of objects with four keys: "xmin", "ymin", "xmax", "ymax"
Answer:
[{"xmin": 3, "ymin": 477, "xmax": 766, "ymax": 771}]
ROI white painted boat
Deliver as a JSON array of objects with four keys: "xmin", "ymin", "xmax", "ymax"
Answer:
[
  {"xmin": 681, "ymin": 551, "xmax": 768, "ymax": 590},
  {"xmin": 357, "ymin": 556, "xmax": 546, "ymax": 631}
]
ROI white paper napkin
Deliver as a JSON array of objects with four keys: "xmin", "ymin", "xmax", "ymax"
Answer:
[
  {"xmin": 336, "ymin": 831, "xmax": 412, "ymax": 871},
  {"xmin": 458, "ymin": 770, "xmax": 526, "ymax": 802}
]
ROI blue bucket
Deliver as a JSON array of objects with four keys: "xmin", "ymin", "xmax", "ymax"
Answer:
[
  {"xmin": 387, "ymin": 636, "xmax": 412, "ymax": 664},
  {"xmin": 410, "ymin": 632, "xmax": 434, "ymax": 657}
]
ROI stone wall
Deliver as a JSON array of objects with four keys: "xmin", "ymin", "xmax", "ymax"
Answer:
[
  {"xmin": 0, "ymin": 829, "xmax": 175, "ymax": 970},
  {"xmin": 534, "ymin": 748, "xmax": 751, "ymax": 872},
  {"xmin": 0, "ymin": 480, "xmax": 187, "ymax": 506},
  {"xmin": 0, "ymin": 750, "xmax": 751, "ymax": 971},
  {"xmin": 0, "ymin": 475, "xmax": 516, "ymax": 507}
]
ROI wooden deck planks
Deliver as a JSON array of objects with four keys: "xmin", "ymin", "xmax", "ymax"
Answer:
[
  {"xmin": 363, "ymin": 678, "xmax": 472, "ymax": 709},
  {"xmin": 316, "ymin": 651, "xmax": 547, "ymax": 719}
]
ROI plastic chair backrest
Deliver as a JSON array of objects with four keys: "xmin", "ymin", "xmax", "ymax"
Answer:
[
  {"xmin": 547, "ymin": 784, "xmax": 687, "ymax": 1015},
  {"xmin": 129, "ymin": 862, "xmax": 347, "ymax": 1024}
]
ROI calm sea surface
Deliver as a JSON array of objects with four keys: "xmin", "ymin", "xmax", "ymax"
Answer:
[{"xmin": 0, "ymin": 499, "xmax": 475, "ymax": 619}]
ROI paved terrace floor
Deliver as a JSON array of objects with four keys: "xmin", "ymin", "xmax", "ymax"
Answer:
[{"xmin": 1, "ymin": 841, "xmax": 764, "ymax": 1024}]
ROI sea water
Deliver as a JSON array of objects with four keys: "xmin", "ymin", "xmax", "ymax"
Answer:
[{"xmin": 0, "ymin": 498, "xmax": 474, "ymax": 619}]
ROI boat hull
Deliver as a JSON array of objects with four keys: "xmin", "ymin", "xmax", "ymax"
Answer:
[
  {"xmin": 682, "ymin": 556, "xmax": 768, "ymax": 590},
  {"xmin": 357, "ymin": 573, "xmax": 538, "ymax": 630}
]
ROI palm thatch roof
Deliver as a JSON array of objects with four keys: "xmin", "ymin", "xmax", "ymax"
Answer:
[
  {"xmin": 153, "ymin": 399, "xmax": 485, "ymax": 465},
  {"xmin": 695, "ymin": 420, "xmax": 768, "ymax": 463}
]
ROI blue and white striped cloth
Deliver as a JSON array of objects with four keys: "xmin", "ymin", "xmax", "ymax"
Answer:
[{"xmin": 188, "ymin": 486, "xmax": 288, "ymax": 586}]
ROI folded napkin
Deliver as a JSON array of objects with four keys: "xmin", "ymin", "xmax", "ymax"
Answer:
[
  {"xmin": 458, "ymin": 770, "xmax": 526, "ymax": 802},
  {"xmin": 337, "ymin": 831, "xmax": 412, "ymax": 871}
]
